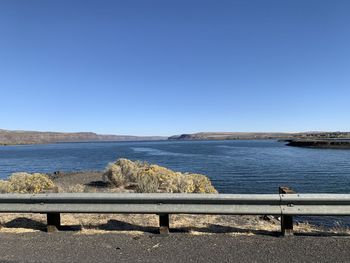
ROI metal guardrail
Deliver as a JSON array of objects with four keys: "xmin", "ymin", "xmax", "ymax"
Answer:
[
  {"xmin": 280, "ymin": 194, "xmax": 350, "ymax": 215},
  {"xmin": 0, "ymin": 193, "xmax": 282, "ymax": 214},
  {"xmin": 0, "ymin": 191, "xmax": 350, "ymax": 235}
]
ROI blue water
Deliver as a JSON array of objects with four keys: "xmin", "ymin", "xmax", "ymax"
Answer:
[{"xmin": 1, "ymin": 140, "xmax": 350, "ymax": 227}]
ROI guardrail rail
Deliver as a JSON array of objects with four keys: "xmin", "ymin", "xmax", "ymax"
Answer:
[{"xmin": 0, "ymin": 187, "xmax": 349, "ymax": 236}]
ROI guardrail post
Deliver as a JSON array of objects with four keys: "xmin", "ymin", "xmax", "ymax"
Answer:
[
  {"xmin": 47, "ymin": 213, "xmax": 61, "ymax": 233},
  {"xmin": 279, "ymin": 186, "xmax": 295, "ymax": 236},
  {"xmin": 159, "ymin": 214, "xmax": 170, "ymax": 235}
]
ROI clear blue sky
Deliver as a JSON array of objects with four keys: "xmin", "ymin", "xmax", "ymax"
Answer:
[{"xmin": 0, "ymin": 0, "xmax": 349, "ymax": 136}]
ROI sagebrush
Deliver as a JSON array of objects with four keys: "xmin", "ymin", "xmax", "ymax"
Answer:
[
  {"xmin": 0, "ymin": 172, "xmax": 55, "ymax": 194},
  {"xmin": 103, "ymin": 158, "xmax": 217, "ymax": 193}
]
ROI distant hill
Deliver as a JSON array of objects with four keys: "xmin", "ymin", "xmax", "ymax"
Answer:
[
  {"xmin": 2, "ymin": 129, "xmax": 349, "ymax": 146},
  {"xmin": 168, "ymin": 132, "xmax": 294, "ymax": 140},
  {"xmin": 0, "ymin": 129, "xmax": 166, "ymax": 145},
  {"xmin": 168, "ymin": 132, "xmax": 350, "ymax": 141}
]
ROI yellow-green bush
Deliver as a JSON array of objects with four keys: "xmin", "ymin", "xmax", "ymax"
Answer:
[
  {"xmin": 0, "ymin": 172, "xmax": 55, "ymax": 194},
  {"xmin": 103, "ymin": 158, "xmax": 217, "ymax": 194},
  {"xmin": 187, "ymin": 173, "xmax": 217, "ymax": 194}
]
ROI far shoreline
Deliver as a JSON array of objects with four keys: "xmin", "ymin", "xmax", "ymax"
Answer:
[
  {"xmin": 2, "ymin": 138, "xmax": 350, "ymax": 149},
  {"xmin": 0, "ymin": 138, "xmax": 287, "ymax": 147},
  {"xmin": 284, "ymin": 139, "xmax": 350, "ymax": 149}
]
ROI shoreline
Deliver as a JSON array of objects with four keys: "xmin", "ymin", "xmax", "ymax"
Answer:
[
  {"xmin": 284, "ymin": 139, "xmax": 350, "ymax": 149},
  {"xmin": 0, "ymin": 139, "xmax": 169, "ymax": 147},
  {"xmin": 0, "ymin": 138, "xmax": 290, "ymax": 146}
]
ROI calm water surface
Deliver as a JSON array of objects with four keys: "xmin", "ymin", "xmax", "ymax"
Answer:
[{"xmin": 1, "ymin": 140, "xmax": 350, "ymax": 227}]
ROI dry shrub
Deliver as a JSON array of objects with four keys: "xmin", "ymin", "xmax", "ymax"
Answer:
[
  {"xmin": 187, "ymin": 173, "xmax": 217, "ymax": 194},
  {"xmin": 103, "ymin": 163, "xmax": 125, "ymax": 187},
  {"xmin": 103, "ymin": 158, "xmax": 217, "ymax": 193},
  {"xmin": 117, "ymin": 158, "xmax": 145, "ymax": 183},
  {"xmin": 135, "ymin": 172, "xmax": 159, "ymax": 193},
  {"xmin": 174, "ymin": 174, "xmax": 196, "ymax": 193},
  {"xmin": 0, "ymin": 172, "xmax": 55, "ymax": 194},
  {"xmin": 0, "ymin": 180, "xmax": 9, "ymax": 193}
]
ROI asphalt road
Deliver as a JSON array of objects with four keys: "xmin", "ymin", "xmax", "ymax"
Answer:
[{"xmin": 0, "ymin": 232, "xmax": 349, "ymax": 263}]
